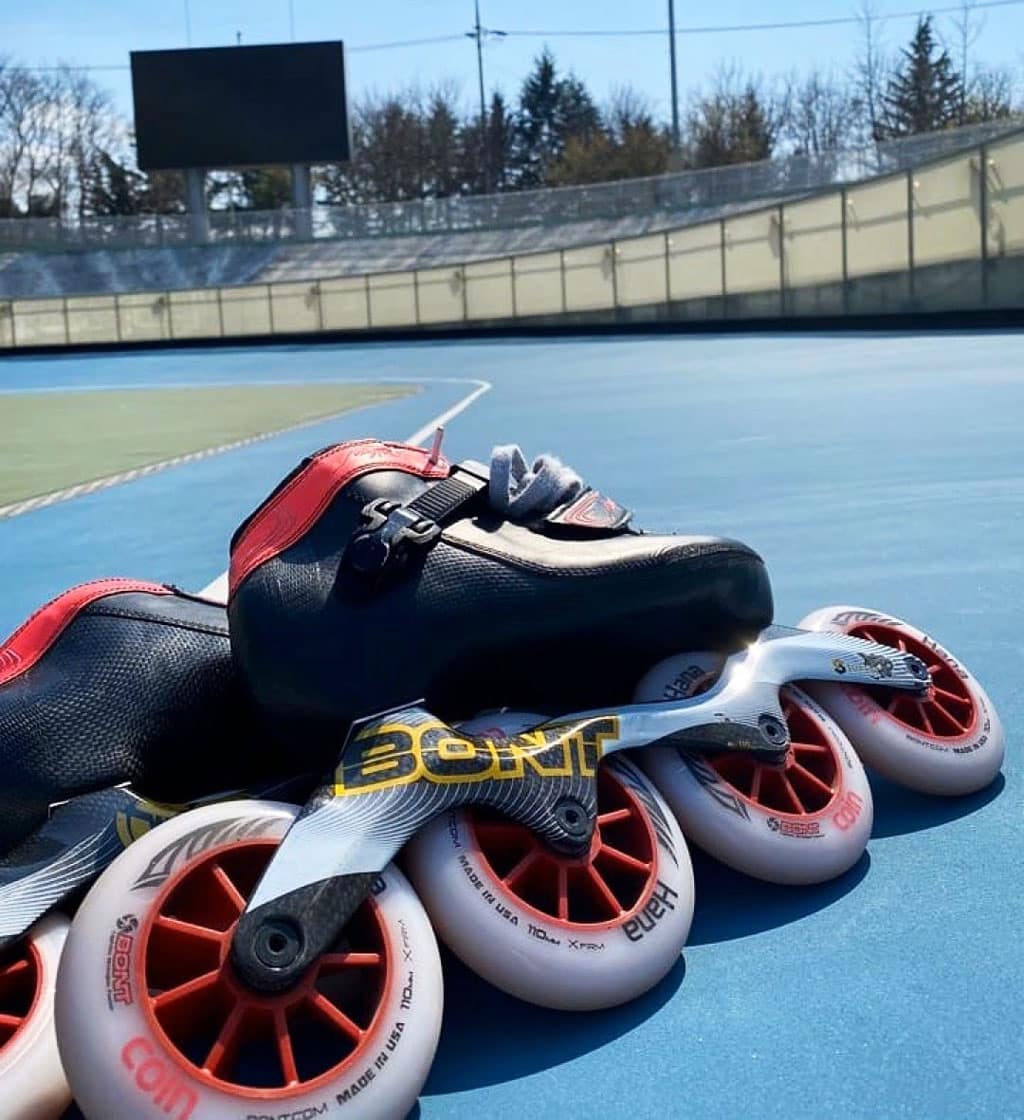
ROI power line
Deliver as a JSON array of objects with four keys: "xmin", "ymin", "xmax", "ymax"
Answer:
[
  {"xmin": 4, "ymin": 0, "xmax": 1024, "ymax": 73},
  {"xmin": 1, "ymin": 35, "xmax": 470, "ymax": 72},
  {"xmin": 505, "ymin": 0, "xmax": 1024, "ymax": 38},
  {"xmin": 349, "ymin": 34, "xmax": 468, "ymax": 53}
]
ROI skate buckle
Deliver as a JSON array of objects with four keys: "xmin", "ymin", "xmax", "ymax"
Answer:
[{"xmin": 346, "ymin": 499, "xmax": 442, "ymax": 575}]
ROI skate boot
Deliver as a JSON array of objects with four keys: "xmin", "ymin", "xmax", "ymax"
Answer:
[
  {"xmin": 0, "ymin": 579, "xmax": 283, "ymax": 1119},
  {"xmin": 226, "ymin": 436, "xmax": 776, "ymax": 750}
]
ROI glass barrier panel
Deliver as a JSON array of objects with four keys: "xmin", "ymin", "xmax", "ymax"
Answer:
[
  {"xmin": 169, "ymin": 290, "xmax": 222, "ymax": 338},
  {"xmin": 512, "ymin": 252, "xmax": 564, "ymax": 317},
  {"xmin": 913, "ymin": 154, "xmax": 981, "ymax": 265},
  {"xmin": 368, "ymin": 272, "xmax": 417, "ymax": 328},
  {"xmin": 615, "ymin": 234, "xmax": 668, "ymax": 307},
  {"xmin": 116, "ymin": 293, "xmax": 171, "ymax": 342},
  {"xmin": 845, "ymin": 174, "xmax": 909, "ymax": 277},
  {"xmin": 220, "ymin": 286, "xmax": 273, "ymax": 336},
  {"xmin": 270, "ymin": 282, "xmax": 322, "ymax": 333},
  {"xmin": 320, "ymin": 277, "xmax": 370, "ymax": 330},
  {"xmin": 563, "ymin": 243, "xmax": 615, "ymax": 312},
  {"xmin": 0, "ymin": 303, "xmax": 16, "ymax": 348},
  {"xmin": 782, "ymin": 194, "xmax": 844, "ymax": 288},
  {"xmin": 11, "ymin": 299, "xmax": 68, "ymax": 347},
  {"xmin": 667, "ymin": 223, "xmax": 723, "ymax": 301},
  {"xmin": 724, "ymin": 210, "xmax": 781, "ymax": 294},
  {"xmin": 986, "ymin": 134, "xmax": 1024, "ymax": 256},
  {"xmin": 415, "ymin": 267, "xmax": 465, "ymax": 324},
  {"xmin": 465, "ymin": 258, "xmax": 514, "ymax": 320},
  {"xmin": 66, "ymin": 295, "xmax": 119, "ymax": 345}
]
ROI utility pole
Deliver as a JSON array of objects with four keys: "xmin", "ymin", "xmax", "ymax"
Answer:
[
  {"xmin": 668, "ymin": 0, "xmax": 680, "ymax": 151},
  {"xmin": 466, "ymin": 2, "xmax": 505, "ymax": 193}
]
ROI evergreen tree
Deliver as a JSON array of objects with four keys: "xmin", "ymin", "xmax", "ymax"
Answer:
[
  {"xmin": 686, "ymin": 78, "xmax": 779, "ymax": 168},
  {"xmin": 485, "ymin": 92, "xmax": 516, "ymax": 191},
  {"xmin": 878, "ymin": 16, "xmax": 963, "ymax": 137},
  {"xmin": 513, "ymin": 49, "xmax": 603, "ymax": 188},
  {"xmin": 548, "ymin": 90, "xmax": 671, "ymax": 185},
  {"xmin": 421, "ymin": 89, "xmax": 461, "ymax": 197},
  {"xmin": 84, "ymin": 150, "xmax": 146, "ymax": 215},
  {"xmin": 459, "ymin": 92, "xmax": 516, "ymax": 193},
  {"xmin": 240, "ymin": 169, "xmax": 292, "ymax": 210},
  {"xmin": 513, "ymin": 49, "xmax": 563, "ymax": 188}
]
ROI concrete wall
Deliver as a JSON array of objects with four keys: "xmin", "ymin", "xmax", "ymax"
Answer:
[{"xmin": 3, "ymin": 134, "xmax": 1023, "ymax": 350}]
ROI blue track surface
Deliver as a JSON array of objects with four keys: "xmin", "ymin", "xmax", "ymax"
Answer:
[{"xmin": 2, "ymin": 332, "xmax": 1021, "ymax": 1119}]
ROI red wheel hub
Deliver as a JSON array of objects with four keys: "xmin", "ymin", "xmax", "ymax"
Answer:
[
  {"xmin": 709, "ymin": 689, "xmax": 841, "ymax": 816},
  {"xmin": 139, "ymin": 840, "xmax": 389, "ymax": 1093},
  {"xmin": 469, "ymin": 765, "xmax": 658, "ymax": 927},
  {"xmin": 847, "ymin": 621, "xmax": 978, "ymax": 739},
  {"xmin": 0, "ymin": 941, "xmax": 41, "ymax": 1053}
]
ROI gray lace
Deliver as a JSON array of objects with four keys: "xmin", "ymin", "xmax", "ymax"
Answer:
[{"xmin": 488, "ymin": 445, "xmax": 584, "ymax": 519}]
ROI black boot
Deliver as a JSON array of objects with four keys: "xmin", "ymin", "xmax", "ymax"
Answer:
[{"xmin": 228, "ymin": 438, "xmax": 773, "ymax": 754}]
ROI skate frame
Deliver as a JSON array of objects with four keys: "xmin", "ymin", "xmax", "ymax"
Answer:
[{"xmin": 228, "ymin": 626, "xmax": 929, "ymax": 991}]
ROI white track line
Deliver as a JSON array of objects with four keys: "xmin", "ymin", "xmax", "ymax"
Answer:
[
  {"xmin": 197, "ymin": 378, "xmax": 492, "ymax": 603},
  {"xmin": 0, "ymin": 379, "xmax": 491, "ymax": 523}
]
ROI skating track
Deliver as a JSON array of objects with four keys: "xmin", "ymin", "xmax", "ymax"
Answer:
[{"xmin": 2, "ymin": 332, "xmax": 1021, "ymax": 1119}]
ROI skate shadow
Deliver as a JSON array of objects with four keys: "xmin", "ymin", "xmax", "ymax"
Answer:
[
  {"xmin": 419, "ymin": 946, "xmax": 686, "ymax": 1096},
  {"xmin": 685, "ymin": 846, "xmax": 871, "ymax": 947},
  {"xmin": 866, "ymin": 771, "xmax": 1005, "ymax": 838}
]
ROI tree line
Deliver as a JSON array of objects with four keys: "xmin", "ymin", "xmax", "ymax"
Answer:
[{"xmin": 0, "ymin": 10, "xmax": 1018, "ymax": 220}]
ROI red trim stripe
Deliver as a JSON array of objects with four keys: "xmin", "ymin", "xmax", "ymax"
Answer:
[
  {"xmin": 0, "ymin": 579, "xmax": 170, "ymax": 686},
  {"xmin": 228, "ymin": 440, "xmax": 450, "ymax": 596}
]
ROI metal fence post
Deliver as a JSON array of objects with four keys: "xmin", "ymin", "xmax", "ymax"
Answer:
[
  {"xmin": 663, "ymin": 232, "xmax": 672, "ymax": 308},
  {"xmin": 979, "ymin": 142, "xmax": 990, "ymax": 307},
  {"xmin": 907, "ymin": 170, "xmax": 916, "ymax": 305},
  {"xmin": 610, "ymin": 242, "xmax": 620, "ymax": 307},
  {"xmin": 777, "ymin": 203, "xmax": 786, "ymax": 316},
  {"xmin": 719, "ymin": 219, "xmax": 727, "ymax": 310},
  {"xmin": 841, "ymin": 187, "xmax": 850, "ymax": 316},
  {"xmin": 559, "ymin": 249, "xmax": 568, "ymax": 314}
]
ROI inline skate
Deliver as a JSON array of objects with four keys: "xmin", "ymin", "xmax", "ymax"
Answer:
[
  {"xmin": 0, "ymin": 579, "xmax": 283, "ymax": 1119},
  {"xmin": 0, "ymin": 439, "xmax": 1003, "ymax": 1119}
]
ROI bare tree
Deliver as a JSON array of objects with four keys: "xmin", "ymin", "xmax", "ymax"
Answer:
[
  {"xmin": 683, "ymin": 64, "xmax": 788, "ymax": 169},
  {"xmin": 951, "ymin": 0, "xmax": 984, "ymax": 122},
  {"xmin": 0, "ymin": 62, "xmax": 121, "ymax": 218},
  {"xmin": 0, "ymin": 66, "xmax": 51, "ymax": 214},
  {"xmin": 853, "ymin": 0, "xmax": 890, "ymax": 141},
  {"xmin": 962, "ymin": 62, "xmax": 1017, "ymax": 122},
  {"xmin": 784, "ymin": 69, "xmax": 861, "ymax": 155}
]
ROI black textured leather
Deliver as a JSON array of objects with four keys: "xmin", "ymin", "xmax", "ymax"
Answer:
[
  {"xmin": 230, "ymin": 461, "xmax": 774, "ymax": 751},
  {"xmin": 0, "ymin": 589, "xmax": 276, "ymax": 854}
]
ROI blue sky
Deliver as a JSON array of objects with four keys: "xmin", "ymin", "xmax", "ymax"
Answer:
[{"xmin": 3, "ymin": 0, "xmax": 1024, "ymax": 123}]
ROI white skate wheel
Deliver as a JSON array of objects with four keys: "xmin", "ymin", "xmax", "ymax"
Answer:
[
  {"xmin": 635, "ymin": 654, "xmax": 873, "ymax": 885},
  {"xmin": 798, "ymin": 605, "xmax": 1005, "ymax": 795},
  {"xmin": 406, "ymin": 712, "xmax": 694, "ymax": 1011},
  {"xmin": 0, "ymin": 913, "xmax": 71, "ymax": 1120},
  {"xmin": 56, "ymin": 800, "xmax": 443, "ymax": 1120}
]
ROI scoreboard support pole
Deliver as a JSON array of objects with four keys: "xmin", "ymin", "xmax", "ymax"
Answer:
[
  {"xmin": 185, "ymin": 168, "xmax": 209, "ymax": 244},
  {"xmin": 292, "ymin": 164, "xmax": 313, "ymax": 241}
]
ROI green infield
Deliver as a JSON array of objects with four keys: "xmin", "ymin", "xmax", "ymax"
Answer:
[{"xmin": 0, "ymin": 382, "xmax": 415, "ymax": 505}]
